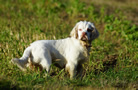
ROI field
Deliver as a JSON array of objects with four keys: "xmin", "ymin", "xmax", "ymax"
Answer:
[{"xmin": 0, "ymin": 0, "xmax": 137, "ymax": 89}]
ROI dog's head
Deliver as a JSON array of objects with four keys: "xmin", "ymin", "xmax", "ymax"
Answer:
[{"xmin": 70, "ymin": 21, "xmax": 99, "ymax": 42}]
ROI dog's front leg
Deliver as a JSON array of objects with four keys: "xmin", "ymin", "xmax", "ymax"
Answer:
[{"xmin": 65, "ymin": 62, "xmax": 77, "ymax": 79}]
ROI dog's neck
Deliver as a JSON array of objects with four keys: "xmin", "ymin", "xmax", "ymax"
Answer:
[
  {"xmin": 69, "ymin": 37, "xmax": 91, "ymax": 56},
  {"xmin": 69, "ymin": 36, "xmax": 92, "ymax": 49},
  {"xmin": 79, "ymin": 40, "xmax": 92, "ymax": 56},
  {"xmin": 80, "ymin": 40, "xmax": 92, "ymax": 49}
]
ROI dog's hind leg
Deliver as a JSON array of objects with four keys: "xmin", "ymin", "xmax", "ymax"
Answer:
[
  {"xmin": 39, "ymin": 49, "xmax": 52, "ymax": 76},
  {"xmin": 11, "ymin": 46, "xmax": 32, "ymax": 71}
]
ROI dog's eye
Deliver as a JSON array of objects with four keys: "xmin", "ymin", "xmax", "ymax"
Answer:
[
  {"xmin": 87, "ymin": 28, "xmax": 91, "ymax": 32},
  {"xmin": 79, "ymin": 29, "xmax": 82, "ymax": 31}
]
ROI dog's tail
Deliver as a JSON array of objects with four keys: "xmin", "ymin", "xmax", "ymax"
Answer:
[{"xmin": 11, "ymin": 46, "xmax": 32, "ymax": 71}]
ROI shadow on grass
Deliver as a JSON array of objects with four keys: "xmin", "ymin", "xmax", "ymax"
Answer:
[
  {"xmin": 94, "ymin": 54, "xmax": 118, "ymax": 74},
  {"xmin": 0, "ymin": 77, "xmax": 20, "ymax": 90}
]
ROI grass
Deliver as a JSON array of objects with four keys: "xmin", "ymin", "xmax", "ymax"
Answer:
[{"xmin": 0, "ymin": 0, "xmax": 137, "ymax": 89}]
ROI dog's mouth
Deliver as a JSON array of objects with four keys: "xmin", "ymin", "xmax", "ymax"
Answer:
[{"xmin": 81, "ymin": 36, "xmax": 88, "ymax": 41}]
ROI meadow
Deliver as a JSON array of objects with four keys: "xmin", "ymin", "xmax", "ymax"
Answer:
[{"xmin": 0, "ymin": 0, "xmax": 137, "ymax": 89}]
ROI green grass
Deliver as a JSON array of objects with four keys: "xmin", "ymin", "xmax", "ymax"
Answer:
[{"xmin": 0, "ymin": 0, "xmax": 137, "ymax": 89}]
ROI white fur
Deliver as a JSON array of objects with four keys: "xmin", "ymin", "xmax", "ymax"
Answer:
[{"xmin": 11, "ymin": 21, "xmax": 99, "ymax": 79}]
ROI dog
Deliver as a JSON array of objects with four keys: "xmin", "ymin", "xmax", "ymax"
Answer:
[{"xmin": 11, "ymin": 21, "xmax": 99, "ymax": 79}]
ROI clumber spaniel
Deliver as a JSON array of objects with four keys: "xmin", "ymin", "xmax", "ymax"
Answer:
[{"xmin": 11, "ymin": 21, "xmax": 99, "ymax": 79}]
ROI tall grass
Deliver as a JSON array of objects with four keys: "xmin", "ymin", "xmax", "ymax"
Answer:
[{"xmin": 0, "ymin": 0, "xmax": 137, "ymax": 89}]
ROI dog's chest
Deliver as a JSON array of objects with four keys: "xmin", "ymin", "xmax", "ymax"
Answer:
[{"xmin": 76, "ymin": 48, "xmax": 89, "ymax": 62}]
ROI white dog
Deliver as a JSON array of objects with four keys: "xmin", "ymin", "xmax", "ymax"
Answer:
[{"xmin": 11, "ymin": 21, "xmax": 99, "ymax": 79}]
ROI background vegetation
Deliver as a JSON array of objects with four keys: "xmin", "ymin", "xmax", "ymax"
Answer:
[{"xmin": 0, "ymin": 0, "xmax": 137, "ymax": 89}]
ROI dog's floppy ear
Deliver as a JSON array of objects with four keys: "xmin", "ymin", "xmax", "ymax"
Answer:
[
  {"xmin": 89, "ymin": 22, "xmax": 99, "ymax": 41},
  {"xmin": 70, "ymin": 23, "xmax": 79, "ymax": 39},
  {"xmin": 92, "ymin": 27, "xmax": 99, "ymax": 40}
]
